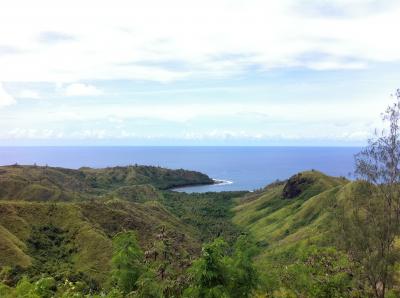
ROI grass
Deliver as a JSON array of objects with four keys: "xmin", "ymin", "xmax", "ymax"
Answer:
[
  {"xmin": 0, "ymin": 163, "xmax": 218, "ymax": 288},
  {"xmin": 231, "ymin": 171, "xmax": 361, "ymax": 296},
  {"xmin": 0, "ymin": 198, "xmax": 202, "ymax": 287},
  {"xmin": 233, "ymin": 171, "xmax": 350, "ymax": 258}
]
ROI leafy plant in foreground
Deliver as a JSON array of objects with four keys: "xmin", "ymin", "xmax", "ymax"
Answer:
[
  {"xmin": 184, "ymin": 236, "xmax": 259, "ymax": 298},
  {"xmin": 111, "ymin": 231, "xmax": 145, "ymax": 294}
]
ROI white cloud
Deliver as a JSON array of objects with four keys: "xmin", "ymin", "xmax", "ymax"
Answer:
[
  {"xmin": 43, "ymin": 100, "xmax": 387, "ymax": 124},
  {"xmin": 0, "ymin": 93, "xmax": 387, "ymax": 142},
  {"xmin": 5, "ymin": 128, "xmax": 61, "ymax": 139},
  {"xmin": 0, "ymin": 83, "xmax": 16, "ymax": 107},
  {"xmin": 182, "ymin": 130, "xmax": 266, "ymax": 141},
  {"xmin": 62, "ymin": 83, "xmax": 103, "ymax": 96},
  {"xmin": 0, "ymin": 126, "xmax": 372, "ymax": 143},
  {"xmin": 18, "ymin": 89, "xmax": 40, "ymax": 99},
  {"xmin": 0, "ymin": 0, "xmax": 399, "ymax": 82},
  {"xmin": 0, "ymin": 0, "xmax": 398, "ymax": 145}
]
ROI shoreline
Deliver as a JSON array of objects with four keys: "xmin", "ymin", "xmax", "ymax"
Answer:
[
  {"xmin": 212, "ymin": 178, "xmax": 234, "ymax": 186},
  {"xmin": 171, "ymin": 178, "xmax": 234, "ymax": 192}
]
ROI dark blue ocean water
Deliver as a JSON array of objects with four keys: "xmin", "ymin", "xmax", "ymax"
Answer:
[{"xmin": 0, "ymin": 147, "xmax": 361, "ymax": 192}]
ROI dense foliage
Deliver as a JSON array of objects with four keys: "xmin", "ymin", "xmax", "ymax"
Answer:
[
  {"xmin": 0, "ymin": 233, "xmax": 259, "ymax": 298},
  {"xmin": 161, "ymin": 191, "xmax": 246, "ymax": 243},
  {"xmin": 111, "ymin": 231, "xmax": 145, "ymax": 294}
]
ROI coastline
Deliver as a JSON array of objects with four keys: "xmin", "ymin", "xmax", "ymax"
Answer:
[
  {"xmin": 170, "ymin": 178, "xmax": 234, "ymax": 192},
  {"xmin": 0, "ymin": 147, "xmax": 358, "ymax": 192},
  {"xmin": 212, "ymin": 179, "xmax": 234, "ymax": 186}
]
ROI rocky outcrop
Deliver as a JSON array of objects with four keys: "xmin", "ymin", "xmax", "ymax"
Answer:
[{"xmin": 282, "ymin": 173, "xmax": 314, "ymax": 199}]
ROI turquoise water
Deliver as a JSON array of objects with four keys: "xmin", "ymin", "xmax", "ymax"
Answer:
[{"xmin": 0, "ymin": 147, "xmax": 360, "ymax": 192}]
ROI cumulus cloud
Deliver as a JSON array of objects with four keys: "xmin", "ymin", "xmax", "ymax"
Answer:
[
  {"xmin": 62, "ymin": 83, "xmax": 103, "ymax": 96},
  {"xmin": 0, "ymin": 83, "xmax": 16, "ymax": 107},
  {"xmin": 0, "ymin": 0, "xmax": 399, "ymax": 82}
]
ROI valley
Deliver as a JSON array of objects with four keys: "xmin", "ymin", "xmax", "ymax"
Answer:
[{"xmin": 0, "ymin": 164, "xmax": 373, "ymax": 297}]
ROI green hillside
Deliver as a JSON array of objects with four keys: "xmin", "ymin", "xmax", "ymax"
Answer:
[
  {"xmin": 0, "ymin": 164, "xmax": 244, "ymax": 295},
  {"xmin": 0, "ymin": 199, "xmax": 201, "ymax": 286},
  {"xmin": 234, "ymin": 171, "xmax": 348, "ymax": 250},
  {"xmin": 232, "ymin": 171, "xmax": 373, "ymax": 296},
  {"xmin": 0, "ymin": 164, "xmax": 214, "ymax": 202},
  {"xmin": 0, "ymin": 165, "xmax": 213, "ymax": 286}
]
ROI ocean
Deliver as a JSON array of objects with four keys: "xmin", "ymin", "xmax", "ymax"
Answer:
[{"xmin": 0, "ymin": 146, "xmax": 361, "ymax": 192}]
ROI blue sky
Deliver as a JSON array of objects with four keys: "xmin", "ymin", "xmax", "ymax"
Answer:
[{"xmin": 0, "ymin": 0, "xmax": 400, "ymax": 146}]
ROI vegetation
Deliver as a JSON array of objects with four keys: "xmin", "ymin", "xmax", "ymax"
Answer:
[
  {"xmin": 184, "ymin": 235, "xmax": 258, "ymax": 298},
  {"xmin": 0, "ymin": 164, "xmax": 248, "ymax": 296},
  {"xmin": 160, "ymin": 191, "xmax": 246, "ymax": 243},
  {"xmin": 0, "ymin": 164, "xmax": 214, "ymax": 202},
  {"xmin": 232, "ymin": 171, "xmax": 359, "ymax": 297},
  {"xmin": 111, "ymin": 231, "xmax": 145, "ymax": 294},
  {"xmin": 0, "ymin": 164, "xmax": 394, "ymax": 297},
  {"xmin": 0, "ymin": 165, "xmax": 359, "ymax": 297},
  {"xmin": 0, "ymin": 198, "xmax": 203, "ymax": 291}
]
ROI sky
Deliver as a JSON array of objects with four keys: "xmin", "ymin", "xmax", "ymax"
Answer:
[{"xmin": 0, "ymin": 0, "xmax": 400, "ymax": 146}]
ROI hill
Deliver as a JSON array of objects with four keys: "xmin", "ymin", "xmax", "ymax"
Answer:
[
  {"xmin": 234, "ymin": 170, "xmax": 349, "ymax": 250},
  {"xmin": 0, "ymin": 199, "xmax": 202, "ymax": 287},
  {"xmin": 0, "ymin": 164, "xmax": 216, "ymax": 288},
  {"xmin": 0, "ymin": 164, "xmax": 214, "ymax": 202},
  {"xmin": 232, "ymin": 170, "xmax": 364, "ymax": 296},
  {"xmin": 0, "ymin": 164, "xmax": 248, "ymax": 293}
]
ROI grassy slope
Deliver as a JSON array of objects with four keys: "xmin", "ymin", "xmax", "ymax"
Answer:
[
  {"xmin": 0, "ymin": 199, "xmax": 201, "ymax": 285},
  {"xmin": 233, "ymin": 171, "xmax": 350, "ymax": 260},
  {"xmin": 0, "ymin": 165, "xmax": 213, "ymax": 286}
]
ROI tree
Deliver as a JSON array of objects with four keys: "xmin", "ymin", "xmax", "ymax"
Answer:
[
  {"xmin": 227, "ymin": 235, "xmax": 259, "ymax": 298},
  {"xmin": 184, "ymin": 238, "xmax": 230, "ymax": 298},
  {"xmin": 184, "ymin": 236, "xmax": 260, "ymax": 298},
  {"xmin": 337, "ymin": 89, "xmax": 400, "ymax": 297},
  {"xmin": 153, "ymin": 226, "xmax": 173, "ymax": 280},
  {"xmin": 282, "ymin": 246, "xmax": 355, "ymax": 297},
  {"xmin": 135, "ymin": 270, "xmax": 163, "ymax": 298},
  {"xmin": 111, "ymin": 231, "xmax": 144, "ymax": 294}
]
